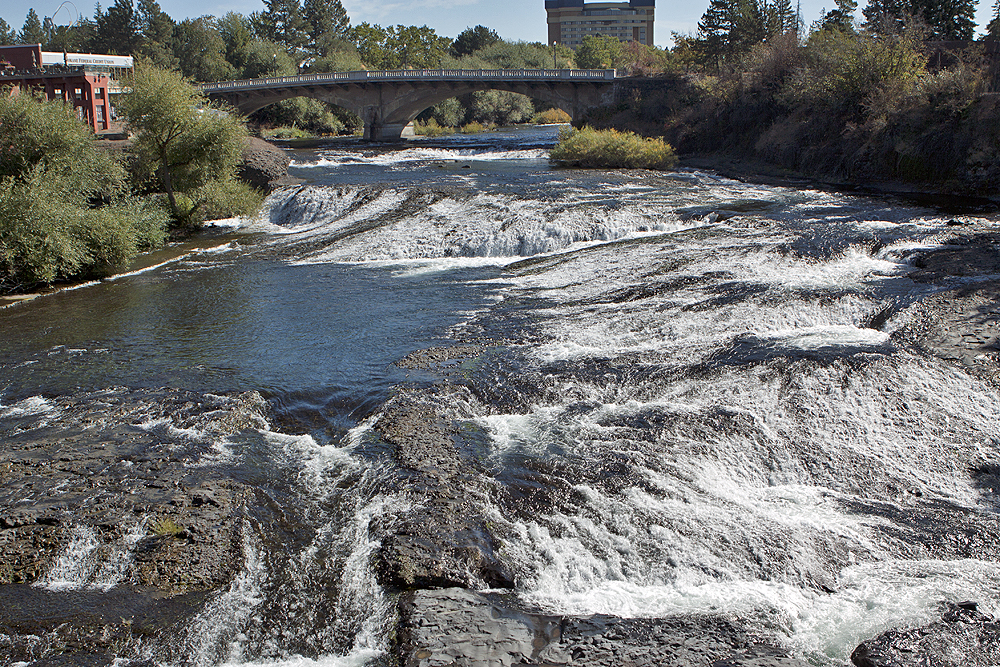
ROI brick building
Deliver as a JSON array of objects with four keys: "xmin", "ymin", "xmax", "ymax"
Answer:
[
  {"xmin": 546, "ymin": 0, "xmax": 655, "ymax": 49},
  {"xmin": 0, "ymin": 44, "xmax": 133, "ymax": 133}
]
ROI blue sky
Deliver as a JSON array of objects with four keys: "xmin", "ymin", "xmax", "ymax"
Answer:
[{"xmin": 2, "ymin": 0, "xmax": 996, "ymax": 49}]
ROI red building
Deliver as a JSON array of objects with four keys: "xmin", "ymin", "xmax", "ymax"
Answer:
[{"xmin": 0, "ymin": 44, "xmax": 133, "ymax": 133}]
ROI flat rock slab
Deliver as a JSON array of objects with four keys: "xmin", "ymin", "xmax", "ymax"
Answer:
[
  {"xmin": 851, "ymin": 602, "xmax": 1000, "ymax": 667},
  {"xmin": 397, "ymin": 587, "xmax": 807, "ymax": 667}
]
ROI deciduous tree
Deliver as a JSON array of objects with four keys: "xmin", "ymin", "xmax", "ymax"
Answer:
[
  {"xmin": 0, "ymin": 95, "xmax": 164, "ymax": 288},
  {"xmin": 118, "ymin": 64, "xmax": 260, "ymax": 226},
  {"xmin": 575, "ymin": 34, "xmax": 625, "ymax": 69}
]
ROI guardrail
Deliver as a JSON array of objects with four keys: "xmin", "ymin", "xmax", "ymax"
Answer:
[{"xmin": 199, "ymin": 68, "xmax": 617, "ymax": 92}]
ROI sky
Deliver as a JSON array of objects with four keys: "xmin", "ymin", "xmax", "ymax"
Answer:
[{"xmin": 2, "ymin": 0, "xmax": 997, "ymax": 50}]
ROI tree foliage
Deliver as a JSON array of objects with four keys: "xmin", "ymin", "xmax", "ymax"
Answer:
[
  {"xmin": 303, "ymin": 0, "xmax": 350, "ymax": 55},
  {"xmin": 575, "ymin": 35, "xmax": 625, "ymax": 69},
  {"xmin": 118, "ymin": 64, "xmax": 259, "ymax": 226},
  {"xmin": 451, "ymin": 25, "xmax": 500, "ymax": 57},
  {"xmin": 862, "ymin": 0, "xmax": 977, "ymax": 39},
  {"xmin": 0, "ymin": 94, "xmax": 165, "ymax": 288},
  {"xmin": 349, "ymin": 23, "xmax": 450, "ymax": 69},
  {"xmin": 20, "ymin": 9, "xmax": 45, "ymax": 45},
  {"xmin": 695, "ymin": 0, "xmax": 798, "ymax": 70},
  {"xmin": 815, "ymin": 0, "xmax": 858, "ymax": 32},
  {"xmin": 0, "ymin": 18, "xmax": 16, "ymax": 45},
  {"xmin": 93, "ymin": 0, "xmax": 141, "ymax": 55}
]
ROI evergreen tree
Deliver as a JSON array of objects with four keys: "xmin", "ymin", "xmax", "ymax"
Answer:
[
  {"xmin": 816, "ymin": 0, "xmax": 858, "ymax": 32},
  {"xmin": 990, "ymin": 0, "xmax": 1000, "ymax": 37},
  {"xmin": 20, "ymin": 9, "xmax": 46, "ymax": 45},
  {"xmin": 863, "ymin": 0, "xmax": 976, "ymax": 39},
  {"xmin": 302, "ymin": 0, "xmax": 349, "ymax": 55},
  {"xmin": 696, "ymin": 0, "xmax": 794, "ymax": 69},
  {"xmin": 136, "ymin": 0, "xmax": 177, "ymax": 68},
  {"xmin": 0, "ymin": 18, "xmax": 17, "ymax": 45},
  {"xmin": 93, "ymin": 0, "xmax": 140, "ymax": 55},
  {"xmin": 451, "ymin": 25, "xmax": 500, "ymax": 57},
  {"xmin": 251, "ymin": 0, "xmax": 310, "ymax": 53}
]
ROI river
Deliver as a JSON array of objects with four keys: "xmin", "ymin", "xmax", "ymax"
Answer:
[{"xmin": 1, "ymin": 125, "xmax": 999, "ymax": 666}]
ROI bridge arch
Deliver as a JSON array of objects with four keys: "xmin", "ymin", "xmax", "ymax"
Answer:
[{"xmin": 201, "ymin": 69, "xmax": 618, "ymax": 140}]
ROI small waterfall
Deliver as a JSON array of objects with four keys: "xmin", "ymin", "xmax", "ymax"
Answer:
[
  {"xmin": 37, "ymin": 525, "xmax": 100, "ymax": 590},
  {"xmin": 180, "ymin": 520, "xmax": 267, "ymax": 667},
  {"xmin": 37, "ymin": 522, "xmax": 148, "ymax": 591}
]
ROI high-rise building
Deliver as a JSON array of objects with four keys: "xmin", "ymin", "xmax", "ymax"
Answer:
[{"xmin": 545, "ymin": 0, "xmax": 654, "ymax": 49}]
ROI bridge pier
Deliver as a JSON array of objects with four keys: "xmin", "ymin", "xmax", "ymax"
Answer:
[{"xmin": 364, "ymin": 121, "xmax": 409, "ymax": 141}]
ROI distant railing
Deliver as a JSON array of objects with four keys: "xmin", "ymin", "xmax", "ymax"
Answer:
[{"xmin": 199, "ymin": 68, "xmax": 617, "ymax": 93}]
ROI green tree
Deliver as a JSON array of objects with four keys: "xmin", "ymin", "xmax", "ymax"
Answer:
[
  {"xmin": 451, "ymin": 25, "xmax": 500, "ymax": 57},
  {"xmin": 990, "ymin": 0, "xmax": 1000, "ymax": 36},
  {"xmin": 349, "ymin": 22, "xmax": 389, "ymax": 68},
  {"xmin": 118, "ymin": 64, "xmax": 260, "ymax": 226},
  {"xmin": 350, "ymin": 23, "xmax": 449, "ymax": 69},
  {"xmin": 385, "ymin": 24, "xmax": 450, "ymax": 68},
  {"xmin": 303, "ymin": 0, "xmax": 350, "ymax": 55},
  {"xmin": 173, "ymin": 17, "xmax": 239, "ymax": 82},
  {"xmin": 0, "ymin": 94, "xmax": 165, "ymax": 288},
  {"xmin": 93, "ymin": 0, "xmax": 140, "ymax": 55},
  {"xmin": 136, "ymin": 0, "xmax": 177, "ymax": 68},
  {"xmin": 695, "ymin": 0, "xmax": 797, "ymax": 69},
  {"xmin": 20, "ymin": 9, "xmax": 46, "ymax": 45},
  {"xmin": 815, "ymin": 0, "xmax": 858, "ymax": 32},
  {"xmin": 575, "ymin": 34, "xmax": 625, "ymax": 68},
  {"xmin": 218, "ymin": 12, "xmax": 296, "ymax": 78},
  {"xmin": 304, "ymin": 39, "xmax": 365, "ymax": 72},
  {"xmin": 0, "ymin": 18, "xmax": 16, "ymax": 45},
  {"xmin": 863, "ymin": 0, "xmax": 976, "ymax": 39},
  {"xmin": 251, "ymin": 0, "xmax": 310, "ymax": 53}
]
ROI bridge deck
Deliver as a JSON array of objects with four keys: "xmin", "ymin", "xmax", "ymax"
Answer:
[{"xmin": 200, "ymin": 68, "xmax": 617, "ymax": 93}]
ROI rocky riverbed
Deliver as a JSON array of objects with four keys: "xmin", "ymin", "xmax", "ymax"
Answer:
[{"xmin": 1, "ymin": 220, "xmax": 999, "ymax": 666}]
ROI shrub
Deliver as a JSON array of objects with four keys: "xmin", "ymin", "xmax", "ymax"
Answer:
[
  {"xmin": 550, "ymin": 127, "xmax": 678, "ymax": 169},
  {"xmin": 532, "ymin": 108, "xmax": 572, "ymax": 124},
  {"xmin": 460, "ymin": 121, "xmax": 491, "ymax": 133},
  {"xmin": 0, "ymin": 94, "xmax": 166, "ymax": 291},
  {"xmin": 413, "ymin": 118, "xmax": 454, "ymax": 136}
]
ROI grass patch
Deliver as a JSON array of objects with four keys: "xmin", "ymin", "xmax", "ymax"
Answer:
[
  {"xmin": 149, "ymin": 517, "xmax": 185, "ymax": 537},
  {"xmin": 550, "ymin": 127, "xmax": 678, "ymax": 170}
]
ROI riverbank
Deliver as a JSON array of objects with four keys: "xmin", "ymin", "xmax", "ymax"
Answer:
[{"xmin": 583, "ymin": 32, "xmax": 1000, "ymax": 200}]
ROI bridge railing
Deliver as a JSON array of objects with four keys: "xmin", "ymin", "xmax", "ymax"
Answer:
[{"xmin": 199, "ymin": 68, "xmax": 616, "ymax": 92}]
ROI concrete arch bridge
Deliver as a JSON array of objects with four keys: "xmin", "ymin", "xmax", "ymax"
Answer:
[{"xmin": 199, "ymin": 68, "xmax": 621, "ymax": 140}]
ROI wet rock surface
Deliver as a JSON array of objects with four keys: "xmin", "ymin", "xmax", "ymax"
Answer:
[
  {"xmin": 397, "ymin": 587, "xmax": 807, "ymax": 667},
  {"xmin": 372, "ymin": 387, "xmax": 513, "ymax": 590},
  {"xmin": 851, "ymin": 602, "xmax": 1000, "ymax": 667},
  {"xmin": 0, "ymin": 584, "xmax": 207, "ymax": 665},
  {"xmin": 0, "ymin": 388, "xmax": 266, "ymax": 663},
  {"xmin": 896, "ymin": 233, "xmax": 1000, "ymax": 375}
]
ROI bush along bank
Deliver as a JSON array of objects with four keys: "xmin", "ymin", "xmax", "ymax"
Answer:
[
  {"xmin": 550, "ymin": 127, "xmax": 679, "ymax": 170},
  {"xmin": 0, "ymin": 65, "xmax": 269, "ymax": 295},
  {"xmin": 581, "ymin": 29, "xmax": 1000, "ymax": 197}
]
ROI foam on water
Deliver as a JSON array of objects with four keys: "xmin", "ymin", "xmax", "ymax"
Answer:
[
  {"xmin": 291, "ymin": 146, "xmax": 550, "ymax": 168},
  {"xmin": 0, "ymin": 395, "xmax": 58, "ymax": 418},
  {"xmin": 35, "ymin": 521, "xmax": 145, "ymax": 591},
  {"xmin": 180, "ymin": 521, "xmax": 267, "ymax": 667}
]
